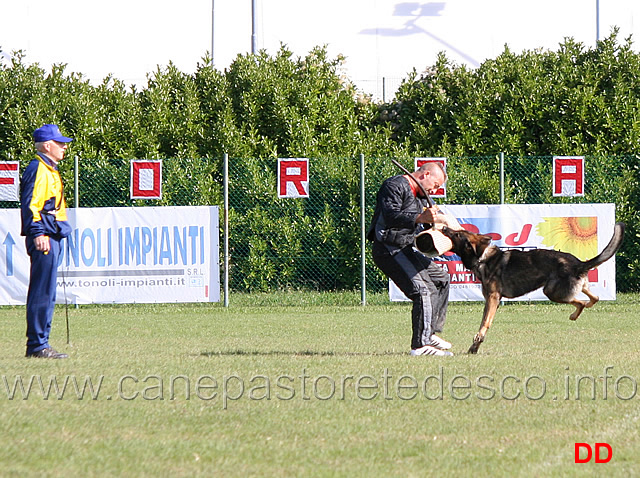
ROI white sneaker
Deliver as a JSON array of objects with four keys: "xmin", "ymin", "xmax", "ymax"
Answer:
[
  {"xmin": 429, "ymin": 334, "xmax": 452, "ymax": 350},
  {"xmin": 410, "ymin": 345, "xmax": 454, "ymax": 357}
]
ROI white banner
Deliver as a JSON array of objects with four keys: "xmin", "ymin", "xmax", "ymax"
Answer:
[
  {"xmin": 0, "ymin": 206, "xmax": 220, "ymax": 305},
  {"xmin": 390, "ymin": 203, "xmax": 618, "ymax": 302}
]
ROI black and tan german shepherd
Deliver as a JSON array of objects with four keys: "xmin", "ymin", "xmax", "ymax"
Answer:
[{"xmin": 439, "ymin": 222, "xmax": 625, "ymax": 354}]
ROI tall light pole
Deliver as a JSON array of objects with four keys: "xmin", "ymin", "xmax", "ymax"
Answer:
[
  {"xmin": 212, "ymin": 0, "xmax": 257, "ymax": 66},
  {"xmin": 211, "ymin": 0, "xmax": 215, "ymax": 66},
  {"xmin": 252, "ymin": 0, "xmax": 258, "ymax": 54},
  {"xmin": 596, "ymin": 0, "xmax": 600, "ymax": 44}
]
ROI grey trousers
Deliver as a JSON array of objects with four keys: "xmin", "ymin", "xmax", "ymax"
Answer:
[{"xmin": 372, "ymin": 241, "xmax": 450, "ymax": 349}]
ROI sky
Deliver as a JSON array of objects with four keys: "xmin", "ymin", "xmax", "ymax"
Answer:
[{"xmin": 2, "ymin": 0, "xmax": 639, "ymax": 100}]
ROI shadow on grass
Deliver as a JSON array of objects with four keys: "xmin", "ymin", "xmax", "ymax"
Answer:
[{"xmin": 197, "ymin": 350, "xmax": 406, "ymax": 357}]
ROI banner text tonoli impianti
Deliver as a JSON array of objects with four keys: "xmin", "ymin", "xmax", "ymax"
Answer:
[{"xmin": 62, "ymin": 225, "xmax": 206, "ymax": 268}]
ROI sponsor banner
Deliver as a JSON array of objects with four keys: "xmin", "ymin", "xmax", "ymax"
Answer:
[
  {"xmin": 390, "ymin": 203, "xmax": 617, "ymax": 302},
  {"xmin": 0, "ymin": 206, "xmax": 220, "ymax": 305}
]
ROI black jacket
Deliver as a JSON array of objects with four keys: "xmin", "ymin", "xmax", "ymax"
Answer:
[{"xmin": 367, "ymin": 175, "xmax": 429, "ymax": 249}]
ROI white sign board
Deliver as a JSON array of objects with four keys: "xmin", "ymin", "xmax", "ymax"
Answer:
[
  {"xmin": 0, "ymin": 206, "xmax": 220, "ymax": 305},
  {"xmin": 390, "ymin": 203, "xmax": 618, "ymax": 302}
]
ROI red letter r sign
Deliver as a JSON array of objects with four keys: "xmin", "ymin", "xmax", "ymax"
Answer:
[{"xmin": 278, "ymin": 158, "xmax": 309, "ymax": 198}]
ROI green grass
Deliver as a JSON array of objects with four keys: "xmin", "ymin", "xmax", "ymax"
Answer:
[{"xmin": 1, "ymin": 293, "xmax": 640, "ymax": 477}]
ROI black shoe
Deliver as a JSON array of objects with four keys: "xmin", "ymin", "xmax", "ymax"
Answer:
[{"xmin": 26, "ymin": 347, "xmax": 69, "ymax": 359}]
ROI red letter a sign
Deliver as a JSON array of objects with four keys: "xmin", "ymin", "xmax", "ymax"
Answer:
[
  {"xmin": 553, "ymin": 156, "xmax": 584, "ymax": 197},
  {"xmin": 131, "ymin": 160, "xmax": 162, "ymax": 199},
  {"xmin": 278, "ymin": 158, "xmax": 309, "ymax": 198}
]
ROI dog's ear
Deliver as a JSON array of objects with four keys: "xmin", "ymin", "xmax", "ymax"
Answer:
[
  {"xmin": 474, "ymin": 234, "xmax": 492, "ymax": 255},
  {"xmin": 479, "ymin": 234, "xmax": 492, "ymax": 245}
]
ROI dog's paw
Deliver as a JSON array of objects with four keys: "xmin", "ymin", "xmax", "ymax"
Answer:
[
  {"xmin": 585, "ymin": 297, "xmax": 599, "ymax": 308},
  {"xmin": 468, "ymin": 334, "xmax": 484, "ymax": 354}
]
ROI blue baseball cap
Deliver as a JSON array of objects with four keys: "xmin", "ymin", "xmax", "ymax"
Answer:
[{"xmin": 33, "ymin": 124, "xmax": 73, "ymax": 143}]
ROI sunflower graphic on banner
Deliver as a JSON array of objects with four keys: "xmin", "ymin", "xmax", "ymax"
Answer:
[{"xmin": 537, "ymin": 216, "xmax": 598, "ymax": 260}]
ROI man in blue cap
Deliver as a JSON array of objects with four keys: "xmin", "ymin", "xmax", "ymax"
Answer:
[{"xmin": 21, "ymin": 124, "xmax": 73, "ymax": 358}]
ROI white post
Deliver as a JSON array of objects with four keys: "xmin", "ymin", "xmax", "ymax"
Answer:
[
  {"xmin": 360, "ymin": 154, "xmax": 366, "ymax": 306},
  {"xmin": 223, "ymin": 153, "xmax": 229, "ymax": 307}
]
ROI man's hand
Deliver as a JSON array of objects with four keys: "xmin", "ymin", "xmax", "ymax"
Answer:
[
  {"xmin": 34, "ymin": 235, "xmax": 50, "ymax": 253},
  {"xmin": 416, "ymin": 207, "xmax": 444, "ymax": 224}
]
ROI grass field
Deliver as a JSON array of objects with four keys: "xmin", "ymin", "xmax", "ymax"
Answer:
[{"xmin": 1, "ymin": 292, "xmax": 639, "ymax": 477}]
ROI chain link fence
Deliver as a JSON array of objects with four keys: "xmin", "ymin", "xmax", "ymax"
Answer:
[{"xmin": 2, "ymin": 154, "xmax": 638, "ymax": 296}]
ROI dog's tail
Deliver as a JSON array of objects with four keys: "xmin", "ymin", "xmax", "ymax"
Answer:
[{"xmin": 581, "ymin": 222, "xmax": 625, "ymax": 271}]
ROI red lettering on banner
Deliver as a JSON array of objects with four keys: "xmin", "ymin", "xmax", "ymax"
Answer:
[
  {"xmin": 434, "ymin": 260, "xmax": 481, "ymax": 284},
  {"xmin": 553, "ymin": 156, "xmax": 584, "ymax": 196},
  {"xmin": 460, "ymin": 223, "xmax": 501, "ymax": 241},
  {"xmin": 278, "ymin": 159, "xmax": 309, "ymax": 198},
  {"xmin": 505, "ymin": 224, "xmax": 532, "ymax": 246},
  {"xmin": 459, "ymin": 223, "xmax": 532, "ymax": 245}
]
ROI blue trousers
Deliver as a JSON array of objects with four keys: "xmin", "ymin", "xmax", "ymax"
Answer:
[{"xmin": 25, "ymin": 236, "xmax": 61, "ymax": 354}]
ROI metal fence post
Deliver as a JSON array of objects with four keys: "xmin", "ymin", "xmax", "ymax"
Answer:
[
  {"xmin": 74, "ymin": 155, "xmax": 79, "ymax": 208},
  {"xmin": 223, "ymin": 153, "xmax": 229, "ymax": 307},
  {"xmin": 500, "ymin": 152, "xmax": 505, "ymax": 204},
  {"xmin": 360, "ymin": 153, "xmax": 366, "ymax": 306}
]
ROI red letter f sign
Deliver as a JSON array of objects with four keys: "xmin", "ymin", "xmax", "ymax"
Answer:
[{"xmin": 278, "ymin": 158, "xmax": 309, "ymax": 198}]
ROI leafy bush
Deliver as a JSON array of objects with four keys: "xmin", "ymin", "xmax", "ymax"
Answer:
[{"xmin": 2, "ymin": 34, "xmax": 640, "ymax": 291}]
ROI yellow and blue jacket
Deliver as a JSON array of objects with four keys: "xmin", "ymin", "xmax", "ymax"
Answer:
[{"xmin": 20, "ymin": 153, "xmax": 72, "ymax": 240}]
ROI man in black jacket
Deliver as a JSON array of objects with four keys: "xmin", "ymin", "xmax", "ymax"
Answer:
[{"xmin": 368, "ymin": 162, "xmax": 453, "ymax": 356}]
